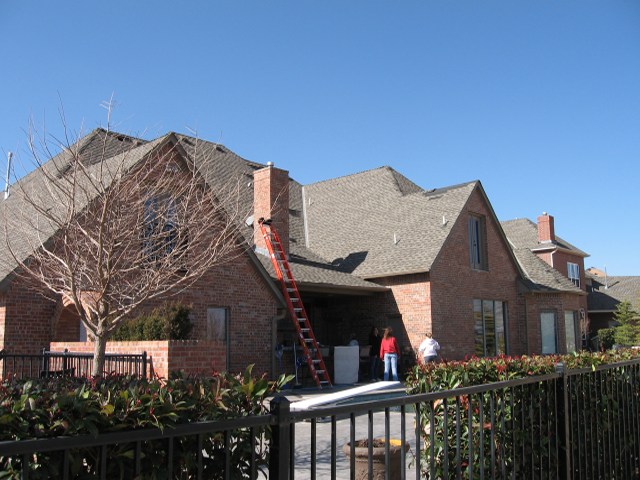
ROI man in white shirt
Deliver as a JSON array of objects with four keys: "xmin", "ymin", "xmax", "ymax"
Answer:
[{"xmin": 418, "ymin": 332, "xmax": 440, "ymax": 363}]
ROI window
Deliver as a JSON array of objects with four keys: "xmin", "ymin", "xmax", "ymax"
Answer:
[
  {"xmin": 468, "ymin": 215, "xmax": 488, "ymax": 270},
  {"xmin": 207, "ymin": 307, "xmax": 229, "ymax": 370},
  {"xmin": 142, "ymin": 196, "xmax": 184, "ymax": 263},
  {"xmin": 474, "ymin": 299, "xmax": 507, "ymax": 356},
  {"xmin": 564, "ymin": 311, "xmax": 578, "ymax": 353},
  {"xmin": 567, "ymin": 262, "xmax": 580, "ymax": 287},
  {"xmin": 540, "ymin": 312, "xmax": 557, "ymax": 354}
]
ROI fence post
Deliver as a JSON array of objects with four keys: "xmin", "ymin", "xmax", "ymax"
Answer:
[
  {"xmin": 269, "ymin": 395, "xmax": 291, "ymax": 479},
  {"xmin": 63, "ymin": 348, "xmax": 68, "ymax": 374},
  {"xmin": 555, "ymin": 362, "xmax": 572, "ymax": 479},
  {"xmin": 142, "ymin": 351, "xmax": 148, "ymax": 379},
  {"xmin": 41, "ymin": 347, "xmax": 49, "ymax": 376}
]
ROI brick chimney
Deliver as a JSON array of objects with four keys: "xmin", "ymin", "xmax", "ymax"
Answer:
[
  {"xmin": 537, "ymin": 212, "xmax": 556, "ymax": 244},
  {"xmin": 253, "ymin": 162, "xmax": 290, "ymax": 256}
]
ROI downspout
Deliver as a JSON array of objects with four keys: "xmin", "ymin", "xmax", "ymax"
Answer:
[
  {"xmin": 524, "ymin": 296, "xmax": 530, "ymax": 355},
  {"xmin": 271, "ymin": 310, "xmax": 286, "ymax": 379}
]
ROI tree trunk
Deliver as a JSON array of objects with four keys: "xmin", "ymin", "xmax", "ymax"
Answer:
[{"xmin": 92, "ymin": 334, "xmax": 107, "ymax": 377}]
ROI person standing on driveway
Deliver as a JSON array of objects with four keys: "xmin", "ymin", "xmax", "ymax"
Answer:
[
  {"xmin": 380, "ymin": 327, "xmax": 400, "ymax": 381},
  {"xmin": 418, "ymin": 331, "xmax": 440, "ymax": 363},
  {"xmin": 369, "ymin": 326, "xmax": 382, "ymax": 381}
]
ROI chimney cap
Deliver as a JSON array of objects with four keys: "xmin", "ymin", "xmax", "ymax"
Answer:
[
  {"xmin": 267, "ymin": 161, "xmax": 274, "ymax": 167},
  {"xmin": 542, "ymin": 211, "xmax": 548, "ymax": 216}
]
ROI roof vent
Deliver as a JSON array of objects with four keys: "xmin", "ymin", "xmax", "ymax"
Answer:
[{"xmin": 4, "ymin": 152, "xmax": 12, "ymax": 199}]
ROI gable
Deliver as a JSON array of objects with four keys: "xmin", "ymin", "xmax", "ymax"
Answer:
[{"xmin": 431, "ymin": 183, "xmax": 522, "ymax": 280}]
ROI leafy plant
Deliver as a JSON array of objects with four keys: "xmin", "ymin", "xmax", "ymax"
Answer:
[
  {"xmin": 112, "ymin": 302, "xmax": 193, "ymax": 341},
  {"xmin": 0, "ymin": 367, "xmax": 294, "ymax": 479},
  {"xmin": 405, "ymin": 350, "xmax": 640, "ymax": 478}
]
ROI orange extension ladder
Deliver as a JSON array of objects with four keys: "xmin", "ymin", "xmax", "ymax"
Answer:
[{"xmin": 258, "ymin": 218, "xmax": 331, "ymax": 388}]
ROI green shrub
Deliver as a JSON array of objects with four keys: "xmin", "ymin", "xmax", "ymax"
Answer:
[
  {"xmin": 0, "ymin": 367, "xmax": 294, "ymax": 479},
  {"xmin": 405, "ymin": 350, "xmax": 640, "ymax": 478},
  {"xmin": 598, "ymin": 327, "xmax": 616, "ymax": 350},
  {"xmin": 113, "ymin": 302, "xmax": 193, "ymax": 341}
]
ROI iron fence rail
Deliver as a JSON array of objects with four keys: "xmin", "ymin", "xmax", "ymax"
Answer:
[
  {"xmin": 0, "ymin": 359, "xmax": 638, "ymax": 479},
  {"xmin": 0, "ymin": 349, "xmax": 148, "ymax": 379}
]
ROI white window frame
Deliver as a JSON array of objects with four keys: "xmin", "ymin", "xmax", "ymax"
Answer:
[{"xmin": 567, "ymin": 262, "xmax": 580, "ymax": 287}]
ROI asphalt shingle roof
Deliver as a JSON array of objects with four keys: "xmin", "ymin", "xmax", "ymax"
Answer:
[
  {"xmin": 1, "ymin": 130, "xmax": 386, "ymax": 294},
  {"xmin": 588, "ymin": 275, "xmax": 640, "ymax": 312},
  {"xmin": 501, "ymin": 218, "xmax": 588, "ymax": 256},
  {"xmin": 303, "ymin": 167, "xmax": 477, "ymax": 278},
  {"xmin": 501, "ymin": 219, "xmax": 585, "ymax": 294},
  {"xmin": 0, "ymin": 130, "xmax": 162, "ymax": 288}
]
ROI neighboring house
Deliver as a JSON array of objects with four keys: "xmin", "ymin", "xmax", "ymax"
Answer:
[
  {"xmin": 501, "ymin": 216, "xmax": 589, "ymax": 354},
  {"xmin": 586, "ymin": 270, "xmax": 640, "ymax": 333},
  {"xmin": 0, "ymin": 128, "xmax": 594, "ymax": 381}
]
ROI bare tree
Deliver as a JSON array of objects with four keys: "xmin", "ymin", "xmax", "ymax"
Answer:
[{"xmin": 2, "ymin": 114, "xmax": 249, "ymax": 376}]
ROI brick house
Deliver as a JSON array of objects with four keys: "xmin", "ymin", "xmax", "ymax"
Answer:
[
  {"xmin": 501, "ymin": 215, "xmax": 589, "ymax": 354},
  {"xmin": 0, "ymin": 128, "xmax": 591, "ymax": 381},
  {"xmin": 586, "ymin": 270, "xmax": 640, "ymax": 335}
]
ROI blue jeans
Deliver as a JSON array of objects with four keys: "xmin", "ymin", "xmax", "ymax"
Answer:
[{"xmin": 383, "ymin": 353, "xmax": 398, "ymax": 381}]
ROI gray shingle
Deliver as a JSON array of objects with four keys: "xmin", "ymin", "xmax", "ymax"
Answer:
[
  {"xmin": 501, "ymin": 219, "xmax": 586, "ymax": 294},
  {"xmin": 0, "ymin": 130, "xmax": 160, "ymax": 288},
  {"xmin": 303, "ymin": 167, "xmax": 476, "ymax": 278},
  {"xmin": 501, "ymin": 218, "xmax": 588, "ymax": 256},
  {"xmin": 588, "ymin": 275, "xmax": 640, "ymax": 312}
]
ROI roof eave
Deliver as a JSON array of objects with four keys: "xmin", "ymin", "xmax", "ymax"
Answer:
[
  {"xmin": 297, "ymin": 282, "xmax": 389, "ymax": 296},
  {"xmin": 362, "ymin": 268, "xmax": 430, "ymax": 280},
  {"xmin": 531, "ymin": 245, "xmax": 589, "ymax": 258}
]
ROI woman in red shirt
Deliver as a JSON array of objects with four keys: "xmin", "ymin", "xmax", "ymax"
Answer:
[{"xmin": 379, "ymin": 327, "xmax": 400, "ymax": 381}]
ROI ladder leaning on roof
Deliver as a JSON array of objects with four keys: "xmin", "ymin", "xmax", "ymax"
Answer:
[{"xmin": 258, "ymin": 218, "xmax": 331, "ymax": 389}]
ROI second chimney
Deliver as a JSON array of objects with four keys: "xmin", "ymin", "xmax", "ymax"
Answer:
[
  {"xmin": 253, "ymin": 162, "xmax": 290, "ymax": 256},
  {"xmin": 537, "ymin": 212, "xmax": 556, "ymax": 244}
]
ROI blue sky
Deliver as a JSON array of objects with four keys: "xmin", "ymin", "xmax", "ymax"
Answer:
[{"xmin": 1, "ymin": 1, "xmax": 639, "ymax": 275}]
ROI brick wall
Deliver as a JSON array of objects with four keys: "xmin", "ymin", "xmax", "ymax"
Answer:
[
  {"xmin": 1, "ymin": 278, "xmax": 55, "ymax": 354},
  {"xmin": 429, "ymin": 187, "xmax": 521, "ymax": 359},
  {"xmin": 51, "ymin": 340, "xmax": 227, "ymax": 379},
  {"xmin": 548, "ymin": 250, "xmax": 587, "ymax": 291},
  {"xmin": 253, "ymin": 165, "xmax": 290, "ymax": 256},
  {"xmin": 523, "ymin": 291, "xmax": 587, "ymax": 354},
  {"xmin": 317, "ymin": 273, "xmax": 430, "ymax": 353},
  {"xmin": 4, "ymin": 249, "xmax": 280, "ymax": 377}
]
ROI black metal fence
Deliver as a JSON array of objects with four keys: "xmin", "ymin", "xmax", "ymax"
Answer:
[
  {"xmin": 0, "ymin": 349, "xmax": 148, "ymax": 380},
  {"xmin": 0, "ymin": 358, "xmax": 638, "ymax": 479}
]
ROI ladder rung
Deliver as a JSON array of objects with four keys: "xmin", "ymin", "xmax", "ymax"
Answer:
[{"xmin": 294, "ymin": 308, "xmax": 302, "ymax": 312}]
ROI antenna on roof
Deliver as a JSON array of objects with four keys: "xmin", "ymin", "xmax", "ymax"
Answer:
[{"xmin": 4, "ymin": 151, "xmax": 12, "ymax": 200}]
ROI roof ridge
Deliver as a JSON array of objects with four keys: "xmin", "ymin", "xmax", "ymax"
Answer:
[{"xmin": 306, "ymin": 165, "xmax": 394, "ymax": 187}]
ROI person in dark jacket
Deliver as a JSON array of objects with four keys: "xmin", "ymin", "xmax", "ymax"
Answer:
[{"xmin": 369, "ymin": 326, "xmax": 382, "ymax": 381}]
